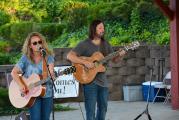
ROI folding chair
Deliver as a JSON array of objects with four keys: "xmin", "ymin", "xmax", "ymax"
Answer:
[
  {"xmin": 152, "ymin": 71, "xmax": 171, "ymax": 103},
  {"xmin": 163, "ymin": 71, "xmax": 171, "ymax": 104}
]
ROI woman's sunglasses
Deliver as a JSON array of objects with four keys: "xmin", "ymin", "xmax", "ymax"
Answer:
[{"xmin": 32, "ymin": 41, "xmax": 42, "ymax": 45}]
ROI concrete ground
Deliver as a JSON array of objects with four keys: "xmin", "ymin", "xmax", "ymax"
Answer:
[{"xmin": 0, "ymin": 101, "xmax": 179, "ymax": 120}]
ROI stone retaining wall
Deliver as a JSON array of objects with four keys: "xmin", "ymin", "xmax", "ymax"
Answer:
[{"xmin": 0, "ymin": 45, "xmax": 170, "ymax": 101}]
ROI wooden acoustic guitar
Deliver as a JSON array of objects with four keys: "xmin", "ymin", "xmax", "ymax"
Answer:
[
  {"xmin": 73, "ymin": 41, "xmax": 140, "ymax": 84},
  {"xmin": 9, "ymin": 66, "xmax": 76, "ymax": 108}
]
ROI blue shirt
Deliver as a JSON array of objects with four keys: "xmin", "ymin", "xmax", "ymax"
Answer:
[{"xmin": 16, "ymin": 54, "xmax": 54, "ymax": 98}]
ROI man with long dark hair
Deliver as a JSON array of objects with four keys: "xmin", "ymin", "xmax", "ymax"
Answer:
[{"xmin": 67, "ymin": 19, "xmax": 126, "ymax": 120}]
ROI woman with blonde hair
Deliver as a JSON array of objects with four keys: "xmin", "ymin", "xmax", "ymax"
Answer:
[{"xmin": 11, "ymin": 32, "xmax": 55, "ymax": 120}]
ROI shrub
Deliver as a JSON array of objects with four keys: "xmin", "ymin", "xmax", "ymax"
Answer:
[
  {"xmin": 0, "ymin": 23, "xmax": 11, "ymax": 41},
  {"xmin": 155, "ymin": 31, "xmax": 170, "ymax": 45},
  {"xmin": 37, "ymin": 23, "xmax": 65, "ymax": 42},
  {"xmin": 10, "ymin": 22, "xmax": 33, "ymax": 45},
  {"xmin": 0, "ymin": 22, "xmax": 65, "ymax": 48},
  {"xmin": 0, "ymin": 11, "xmax": 11, "ymax": 26},
  {"xmin": 0, "ymin": 87, "xmax": 11, "ymax": 107},
  {"xmin": 0, "ymin": 53, "xmax": 11, "ymax": 64},
  {"xmin": 60, "ymin": 1, "xmax": 89, "ymax": 30},
  {"xmin": 0, "ymin": 41, "xmax": 10, "ymax": 52},
  {"xmin": 52, "ymin": 26, "xmax": 88, "ymax": 48}
]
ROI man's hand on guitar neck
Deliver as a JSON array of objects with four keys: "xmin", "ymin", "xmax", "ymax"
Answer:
[
  {"xmin": 119, "ymin": 48, "xmax": 126, "ymax": 56},
  {"xmin": 112, "ymin": 48, "xmax": 126, "ymax": 63}
]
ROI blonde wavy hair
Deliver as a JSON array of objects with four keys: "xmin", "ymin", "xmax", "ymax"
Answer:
[{"xmin": 22, "ymin": 32, "xmax": 54, "ymax": 62}]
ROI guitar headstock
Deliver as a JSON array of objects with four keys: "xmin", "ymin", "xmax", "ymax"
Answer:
[
  {"xmin": 61, "ymin": 66, "xmax": 76, "ymax": 75},
  {"xmin": 124, "ymin": 41, "xmax": 140, "ymax": 51}
]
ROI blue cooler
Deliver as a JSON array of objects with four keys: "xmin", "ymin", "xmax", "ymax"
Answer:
[{"xmin": 142, "ymin": 81, "xmax": 163, "ymax": 102}]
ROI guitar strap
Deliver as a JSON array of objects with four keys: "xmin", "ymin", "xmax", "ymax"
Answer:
[
  {"xmin": 99, "ymin": 41, "xmax": 109, "ymax": 66},
  {"xmin": 42, "ymin": 57, "xmax": 48, "ymax": 80},
  {"xmin": 99, "ymin": 40, "xmax": 108, "ymax": 57}
]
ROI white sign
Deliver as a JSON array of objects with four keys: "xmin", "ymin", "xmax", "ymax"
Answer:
[{"xmin": 53, "ymin": 66, "xmax": 79, "ymax": 98}]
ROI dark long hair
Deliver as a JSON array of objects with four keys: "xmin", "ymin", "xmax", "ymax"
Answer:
[
  {"xmin": 88, "ymin": 19, "xmax": 105, "ymax": 41},
  {"xmin": 88, "ymin": 19, "xmax": 110, "ymax": 56}
]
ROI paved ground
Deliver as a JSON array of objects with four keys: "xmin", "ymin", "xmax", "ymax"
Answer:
[{"xmin": 0, "ymin": 101, "xmax": 179, "ymax": 120}]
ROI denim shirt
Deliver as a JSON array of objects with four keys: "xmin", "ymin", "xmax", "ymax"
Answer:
[{"xmin": 16, "ymin": 54, "xmax": 54, "ymax": 98}]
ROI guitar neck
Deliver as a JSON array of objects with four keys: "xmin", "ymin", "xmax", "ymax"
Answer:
[
  {"xmin": 33, "ymin": 71, "xmax": 64, "ymax": 87},
  {"xmin": 29, "ymin": 67, "xmax": 75, "ymax": 89},
  {"xmin": 100, "ymin": 47, "xmax": 127, "ymax": 64},
  {"xmin": 29, "ymin": 78, "xmax": 50, "ymax": 89}
]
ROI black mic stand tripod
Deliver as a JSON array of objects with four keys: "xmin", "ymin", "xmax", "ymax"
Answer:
[
  {"xmin": 41, "ymin": 51, "xmax": 57, "ymax": 120},
  {"xmin": 134, "ymin": 66, "xmax": 153, "ymax": 120}
]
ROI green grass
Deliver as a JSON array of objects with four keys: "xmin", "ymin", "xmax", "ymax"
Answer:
[
  {"xmin": 0, "ymin": 106, "xmax": 26, "ymax": 116},
  {"xmin": 0, "ymin": 104, "xmax": 77, "ymax": 116},
  {"xmin": 54, "ymin": 104, "xmax": 77, "ymax": 111}
]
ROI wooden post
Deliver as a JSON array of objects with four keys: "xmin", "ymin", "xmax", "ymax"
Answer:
[{"xmin": 154, "ymin": 0, "xmax": 179, "ymax": 109}]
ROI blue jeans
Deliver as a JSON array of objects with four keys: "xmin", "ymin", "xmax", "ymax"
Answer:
[
  {"xmin": 83, "ymin": 83, "xmax": 108, "ymax": 120},
  {"xmin": 29, "ymin": 97, "xmax": 53, "ymax": 120}
]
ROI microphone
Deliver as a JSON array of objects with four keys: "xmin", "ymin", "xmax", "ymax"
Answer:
[
  {"xmin": 40, "ymin": 47, "xmax": 46, "ymax": 56},
  {"xmin": 37, "ymin": 45, "xmax": 46, "ymax": 56}
]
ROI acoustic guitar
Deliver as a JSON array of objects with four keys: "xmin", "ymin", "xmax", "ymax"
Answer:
[
  {"xmin": 9, "ymin": 66, "xmax": 76, "ymax": 108},
  {"xmin": 73, "ymin": 41, "xmax": 140, "ymax": 84}
]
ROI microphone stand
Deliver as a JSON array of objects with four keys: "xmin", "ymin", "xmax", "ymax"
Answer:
[
  {"xmin": 41, "ymin": 51, "xmax": 57, "ymax": 120},
  {"xmin": 134, "ymin": 66, "xmax": 153, "ymax": 120}
]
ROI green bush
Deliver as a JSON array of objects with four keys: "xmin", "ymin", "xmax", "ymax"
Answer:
[
  {"xmin": 0, "ymin": 52, "xmax": 21, "ymax": 64},
  {"xmin": 0, "ymin": 0, "xmax": 170, "ymax": 53},
  {"xmin": 0, "ymin": 11, "xmax": 11, "ymax": 26},
  {"xmin": 105, "ymin": 21, "xmax": 132, "ymax": 45},
  {"xmin": 10, "ymin": 22, "xmax": 33, "ymax": 45},
  {"xmin": 155, "ymin": 31, "xmax": 170, "ymax": 45},
  {"xmin": 44, "ymin": 0, "xmax": 61, "ymax": 22},
  {"xmin": 9, "ymin": 52, "xmax": 22, "ymax": 64},
  {"xmin": 0, "ymin": 41, "xmax": 10, "ymax": 52},
  {"xmin": 0, "ymin": 87, "xmax": 20, "ymax": 116},
  {"xmin": 0, "ymin": 53, "xmax": 11, "ymax": 64},
  {"xmin": 0, "ymin": 22, "xmax": 65, "ymax": 47},
  {"xmin": 0, "ymin": 22, "xmax": 33, "ymax": 47},
  {"xmin": 0, "ymin": 23, "xmax": 11, "ymax": 41},
  {"xmin": 16, "ymin": 10, "xmax": 35, "ymax": 21},
  {"xmin": 52, "ymin": 26, "xmax": 88, "ymax": 48},
  {"xmin": 60, "ymin": 1, "xmax": 89, "ymax": 30},
  {"xmin": 37, "ymin": 23, "xmax": 65, "ymax": 42},
  {"xmin": 0, "ymin": 87, "xmax": 11, "ymax": 107}
]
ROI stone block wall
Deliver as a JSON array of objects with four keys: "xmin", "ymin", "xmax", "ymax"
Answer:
[{"xmin": 0, "ymin": 45, "xmax": 170, "ymax": 101}]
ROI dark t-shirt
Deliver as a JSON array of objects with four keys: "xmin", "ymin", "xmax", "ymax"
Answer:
[{"xmin": 72, "ymin": 38, "xmax": 113, "ymax": 87}]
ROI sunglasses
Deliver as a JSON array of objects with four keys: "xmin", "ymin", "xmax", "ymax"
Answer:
[{"xmin": 32, "ymin": 41, "xmax": 42, "ymax": 45}]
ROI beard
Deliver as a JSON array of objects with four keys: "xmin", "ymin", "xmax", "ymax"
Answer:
[{"xmin": 96, "ymin": 32, "xmax": 104, "ymax": 39}]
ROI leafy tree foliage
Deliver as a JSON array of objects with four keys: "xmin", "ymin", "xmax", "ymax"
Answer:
[{"xmin": 0, "ymin": 0, "xmax": 170, "ymax": 64}]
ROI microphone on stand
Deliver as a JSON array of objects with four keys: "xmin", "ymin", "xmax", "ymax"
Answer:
[
  {"xmin": 40, "ymin": 47, "xmax": 46, "ymax": 56},
  {"xmin": 37, "ymin": 45, "xmax": 46, "ymax": 56}
]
